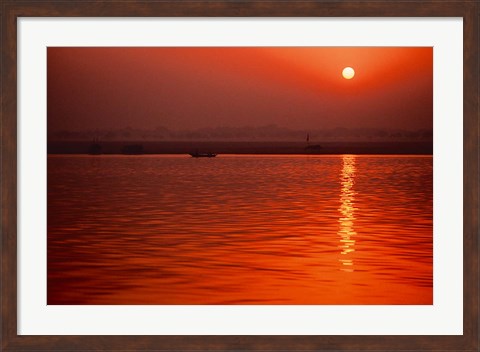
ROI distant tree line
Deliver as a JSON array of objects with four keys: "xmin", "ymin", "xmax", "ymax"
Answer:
[{"xmin": 48, "ymin": 124, "xmax": 433, "ymax": 142}]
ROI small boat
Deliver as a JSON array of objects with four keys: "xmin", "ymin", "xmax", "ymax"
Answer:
[
  {"xmin": 189, "ymin": 152, "xmax": 217, "ymax": 158},
  {"xmin": 305, "ymin": 133, "xmax": 322, "ymax": 153}
]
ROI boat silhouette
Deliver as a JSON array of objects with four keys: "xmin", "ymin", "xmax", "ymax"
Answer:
[
  {"xmin": 189, "ymin": 152, "xmax": 217, "ymax": 158},
  {"xmin": 305, "ymin": 133, "xmax": 322, "ymax": 153}
]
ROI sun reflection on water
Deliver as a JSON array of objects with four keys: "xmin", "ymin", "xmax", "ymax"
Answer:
[
  {"xmin": 48, "ymin": 155, "xmax": 433, "ymax": 304},
  {"xmin": 338, "ymin": 155, "xmax": 357, "ymax": 272}
]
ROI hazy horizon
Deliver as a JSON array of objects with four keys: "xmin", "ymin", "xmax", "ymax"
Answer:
[{"xmin": 48, "ymin": 124, "xmax": 433, "ymax": 143}]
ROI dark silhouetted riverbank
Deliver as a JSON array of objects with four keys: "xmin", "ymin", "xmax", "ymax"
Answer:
[{"xmin": 47, "ymin": 141, "xmax": 432, "ymax": 155}]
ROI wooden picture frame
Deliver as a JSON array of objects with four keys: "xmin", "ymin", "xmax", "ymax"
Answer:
[{"xmin": 1, "ymin": 1, "xmax": 478, "ymax": 351}]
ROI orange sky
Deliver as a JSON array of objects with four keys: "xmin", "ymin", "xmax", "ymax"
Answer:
[{"xmin": 47, "ymin": 47, "xmax": 432, "ymax": 133}]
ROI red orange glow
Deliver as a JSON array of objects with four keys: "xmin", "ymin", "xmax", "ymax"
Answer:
[{"xmin": 47, "ymin": 47, "xmax": 433, "ymax": 133}]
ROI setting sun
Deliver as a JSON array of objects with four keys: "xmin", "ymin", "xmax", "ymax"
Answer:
[{"xmin": 342, "ymin": 67, "xmax": 355, "ymax": 79}]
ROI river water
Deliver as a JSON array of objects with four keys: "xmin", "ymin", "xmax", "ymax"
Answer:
[{"xmin": 47, "ymin": 154, "xmax": 432, "ymax": 304}]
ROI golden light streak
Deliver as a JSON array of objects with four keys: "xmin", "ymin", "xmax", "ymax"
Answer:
[{"xmin": 338, "ymin": 155, "xmax": 357, "ymax": 272}]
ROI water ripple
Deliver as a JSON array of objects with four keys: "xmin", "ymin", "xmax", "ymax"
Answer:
[{"xmin": 48, "ymin": 155, "xmax": 432, "ymax": 304}]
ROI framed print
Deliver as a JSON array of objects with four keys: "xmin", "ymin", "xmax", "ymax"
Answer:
[{"xmin": 1, "ymin": 1, "xmax": 478, "ymax": 351}]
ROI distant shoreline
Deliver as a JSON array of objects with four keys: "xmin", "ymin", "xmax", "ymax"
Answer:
[{"xmin": 48, "ymin": 141, "xmax": 433, "ymax": 155}]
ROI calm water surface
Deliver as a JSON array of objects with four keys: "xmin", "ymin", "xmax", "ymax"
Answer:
[{"xmin": 48, "ymin": 155, "xmax": 432, "ymax": 304}]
